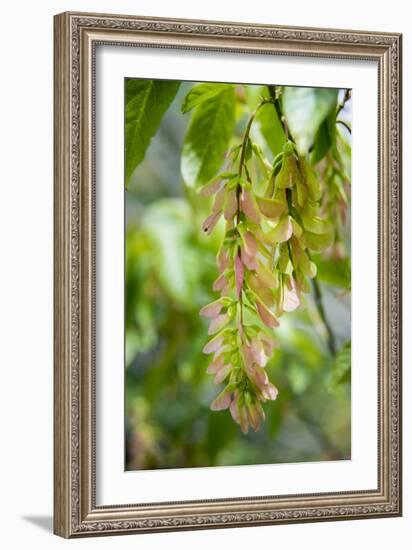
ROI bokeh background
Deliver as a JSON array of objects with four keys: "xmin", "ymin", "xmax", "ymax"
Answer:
[{"xmin": 125, "ymin": 82, "xmax": 351, "ymax": 470}]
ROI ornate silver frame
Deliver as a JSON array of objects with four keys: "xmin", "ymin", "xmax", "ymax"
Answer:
[{"xmin": 53, "ymin": 11, "xmax": 402, "ymax": 538}]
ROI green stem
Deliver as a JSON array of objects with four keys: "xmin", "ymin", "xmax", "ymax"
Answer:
[
  {"xmin": 311, "ymin": 276, "xmax": 337, "ymax": 356},
  {"xmin": 237, "ymin": 99, "xmax": 270, "ymax": 179},
  {"xmin": 336, "ymin": 88, "xmax": 351, "ymax": 118},
  {"xmin": 235, "ymin": 99, "xmax": 272, "ymax": 328},
  {"xmin": 267, "ymin": 85, "xmax": 293, "ymax": 141},
  {"xmin": 336, "ymin": 119, "xmax": 352, "ymax": 134}
]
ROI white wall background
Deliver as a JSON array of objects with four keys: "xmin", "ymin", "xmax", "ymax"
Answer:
[{"xmin": 0, "ymin": 0, "xmax": 409, "ymax": 548}]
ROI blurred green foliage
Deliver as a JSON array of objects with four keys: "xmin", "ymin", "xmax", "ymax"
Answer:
[{"xmin": 125, "ymin": 81, "xmax": 351, "ymax": 470}]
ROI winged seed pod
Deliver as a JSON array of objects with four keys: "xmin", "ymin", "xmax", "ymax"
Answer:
[{"xmin": 198, "ymin": 114, "xmax": 334, "ymax": 433}]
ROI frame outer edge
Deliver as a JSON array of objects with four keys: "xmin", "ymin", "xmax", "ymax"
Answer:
[
  {"xmin": 393, "ymin": 33, "xmax": 402, "ymax": 516},
  {"xmin": 398, "ymin": 33, "xmax": 403, "ymax": 517},
  {"xmin": 53, "ymin": 12, "xmax": 72, "ymax": 539},
  {"xmin": 53, "ymin": 10, "xmax": 402, "ymax": 537}
]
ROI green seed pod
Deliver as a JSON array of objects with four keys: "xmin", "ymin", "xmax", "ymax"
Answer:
[
  {"xmin": 300, "ymin": 250, "xmax": 317, "ymax": 278},
  {"xmin": 295, "ymin": 177, "xmax": 308, "ymax": 207},
  {"xmin": 227, "ymin": 304, "xmax": 236, "ymax": 318},
  {"xmin": 302, "ymin": 230, "xmax": 334, "ymax": 251},
  {"xmin": 300, "ymin": 212, "xmax": 333, "ymax": 235},
  {"xmin": 277, "ymin": 154, "xmax": 302, "ymax": 189},
  {"xmin": 300, "ymin": 157, "xmax": 322, "ymax": 201},
  {"xmin": 278, "ymin": 244, "xmax": 293, "ymax": 275},
  {"xmin": 296, "ymin": 270, "xmax": 311, "ymax": 293},
  {"xmin": 283, "ymin": 140, "xmax": 295, "ymax": 156},
  {"xmin": 290, "ymin": 217, "xmax": 303, "ymax": 238}
]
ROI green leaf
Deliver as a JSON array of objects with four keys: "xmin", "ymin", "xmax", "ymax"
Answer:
[
  {"xmin": 286, "ymin": 362, "xmax": 311, "ymax": 395},
  {"xmin": 311, "ymin": 109, "xmax": 337, "ymax": 165},
  {"xmin": 125, "ymin": 79, "xmax": 180, "ymax": 185},
  {"xmin": 244, "ymin": 84, "xmax": 264, "ymax": 111},
  {"xmin": 181, "ymin": 85, "xmax": 236, "ymax": 190},
  {"xmin": 330, "ymin": 341, "xmax": 351, "ymax": 387},
  {"xmin": 206, "ymin": 408, "xmax": 236, "ymax": 459},
  {"xmin": 181, "ymin": 83, "xmax": 226, "ymax": 113},
  {"xmin": 283, "ymin": 87, "xmax": 338, "ymax": 154},
  {"xmin": 255, "ymin": 102, "xmax": 286, "ymax": 158},
  {"xmin": 142, "ymin": 199, "xmax": 201, "ymax": 306},
  {"xmin": 312, "ymin": 254, "xmax": 351, "ymax": 289}
]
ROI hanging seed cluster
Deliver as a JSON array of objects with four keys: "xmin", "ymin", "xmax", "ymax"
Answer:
[{"xmin": 200, "ymin": 127, "xmax": 334, "ymax": 433}]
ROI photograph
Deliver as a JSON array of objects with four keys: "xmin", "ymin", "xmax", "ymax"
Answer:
[{"xmin": 124, "ymin": 79, "xmax": 352, "ymax": 471}]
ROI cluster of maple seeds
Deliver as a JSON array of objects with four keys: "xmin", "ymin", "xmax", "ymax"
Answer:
[{"xmin": 199, "ymin": 138, "xmax": 334, "ymax": 434}]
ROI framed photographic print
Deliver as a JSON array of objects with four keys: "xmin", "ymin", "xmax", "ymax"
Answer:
[{"xmin": 53, "ymin": 11, "xmax": 402, "ymax": 538}]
